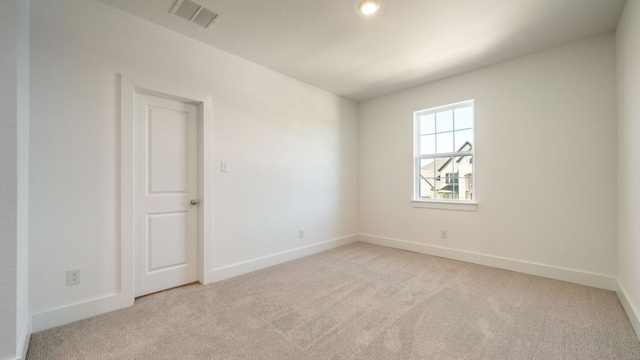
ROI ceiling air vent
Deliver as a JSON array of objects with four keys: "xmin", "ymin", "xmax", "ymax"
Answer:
[{"xmin": 171, "ymin": 0, "xmax": 219, "ymax": 29}]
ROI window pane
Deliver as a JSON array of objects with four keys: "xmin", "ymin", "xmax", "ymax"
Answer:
[
  {"xmin": 419, "ymin": 178, "xmax": 436, "ymax": 199},
  {"xmin": 454, "ymin": 155, "xmax": 473, "ymax": 200},
  {"xmin": 436, "ymin": 184, "xmax": 459, "ymax": 200},
  {"xmin": 433, "ymin": 157, "xmax": 455, "ymax": 200},
  {"xmin": 420, "ymin": 134, "xmax": 435, "ymax": 155},
  {"xmin": 420, "ymin": 158, "xmax": 436, "ymax": 179},
  {"xmin": 436, "ymin": 132, "xmax": 453, "ymax": 153},
  {"xmin": 419, "ymin": 113, "xmax": 435, "ymax": 135},
  {"xmin": 436, "ymin": 110, "xmax": 453, "ymax": 132},
  {"xmin": 434, "ymin": 157, "xmax": 454, "ymax": 179},
  {"xmin": 454, "ymin": 129, "xmax": 473, "ymax": 151},
  {"xmin": 454, "ymin": 106, "xmax": 473, "ymax": 130},
  {"xmin": 436, "ymin": 181, "xmax": 458, "ymax": 200},
  {"xmin": 419, "ymin": 158, "xmax": 436, "ymax": 199}
]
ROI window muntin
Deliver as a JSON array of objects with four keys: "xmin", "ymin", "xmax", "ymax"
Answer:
[{"xmin": 414, "ymin": 100, "xmax": 474, "ymax": 202}]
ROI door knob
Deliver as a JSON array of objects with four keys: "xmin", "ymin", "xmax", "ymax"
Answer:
[{"xmin": 190, "ymin": 199, "xmax": 199, "ymax": 205}]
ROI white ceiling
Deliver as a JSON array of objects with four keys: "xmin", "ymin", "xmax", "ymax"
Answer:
[{"xmin": 97, "ymin": 0, "xmax": 626, "ymax": 102}]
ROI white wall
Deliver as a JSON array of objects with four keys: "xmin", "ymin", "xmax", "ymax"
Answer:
[
  {"xmin": 358, "ymin": 34, "xmax": 618, "ymax": 285},
  {"xmin": 1, "ymin": 0, "xmax": 30, "ymax": 358},
  {"xmin": 0, "ymin": 0, "xmax": 19, "ymax": 356},
  {"xmin": 29, "ymin": 0, "xmax": 357, "ymax": 320},
  {"xmin": 616, "ymin": 0, "xmax": 640, "ymax": 337},
  {"xmin": 16, "ymin": 0, "xmax": 30, "ymax": 356}
]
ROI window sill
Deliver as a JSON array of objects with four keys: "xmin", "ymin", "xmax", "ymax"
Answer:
[{"xmin": 411, "ymin": 200, "xmax": 478, "ymax": 212}]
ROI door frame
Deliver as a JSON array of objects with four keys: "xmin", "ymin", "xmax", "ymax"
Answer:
[{"xmin": 120, "ymin": 74, "xmax": 213, "ymax": 307}]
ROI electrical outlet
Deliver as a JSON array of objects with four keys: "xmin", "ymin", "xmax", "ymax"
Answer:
[
  {"xmin": 299, "ymin": 229, "xmax": 304, "ymax": 239},
  {"xmin": 440, "ymin": 230, "xmax": 448, "ymax": 240},
  {"xmin": 67, "ymin": 269, "xmax": 81, "ymax": 286},
  {"xmin": 220, "ymin": 161, "xmax": 228, "ymax": 172}
]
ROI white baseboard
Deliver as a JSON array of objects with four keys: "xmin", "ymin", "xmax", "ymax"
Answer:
[
  {"xmin": 29, "ymin": 235, "xmax": 358, "ymax": 334},
  {"xmin": 31, "ymin": 293, "xmax": 123, "ymax": 333},
  {"xmin": 210, "ymin": 234, "xmax": 358, "ymax": 283},
  {"xmin": 29, "ymin": 234, "xmax": 621, "ymax": 344},
  {"xmin": 617, "ymin": 280, "xmax": 640, "ymax": 341},
  {"xmin": 359, "ymin": 234, "xmax": 617, "ymax": 291}
]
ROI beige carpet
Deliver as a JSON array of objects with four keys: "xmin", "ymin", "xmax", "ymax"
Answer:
[{"xmin": 27, "ymin": 242, "xmax": 640, "ymax": 359}]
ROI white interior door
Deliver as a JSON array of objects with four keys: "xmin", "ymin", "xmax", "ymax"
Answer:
[{"xmin": 135, "ymin": 92, "xmax": 199, "ymax": 297}]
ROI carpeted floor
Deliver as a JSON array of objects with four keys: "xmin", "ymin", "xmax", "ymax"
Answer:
[{"xmin": 27, "ymin": 242, "xmax": 640, "ymax": 359}]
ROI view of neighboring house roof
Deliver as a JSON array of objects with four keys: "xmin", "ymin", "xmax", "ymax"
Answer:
[{"xmin": 436, "ymin": 141, "xmax": 473, "ymax": 172}]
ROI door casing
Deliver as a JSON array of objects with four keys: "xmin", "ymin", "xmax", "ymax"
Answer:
[{"xmin": 120, "ymin": 75, "xmax": 213, "ymax": 307}]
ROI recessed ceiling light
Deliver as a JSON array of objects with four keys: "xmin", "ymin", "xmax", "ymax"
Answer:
[{"xmin": 358, "ymin": 0, "xmax": 380, "ymax": 15}]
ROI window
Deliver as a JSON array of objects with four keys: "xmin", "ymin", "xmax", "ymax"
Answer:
[{"xmin": 414, "ymin": 100, "xmax": 474, "ymax": 203}]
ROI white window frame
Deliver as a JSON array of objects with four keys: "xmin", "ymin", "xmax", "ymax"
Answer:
[{"xmin": 412, "ymin": 100, "xmax": 478, "ymax": 211}]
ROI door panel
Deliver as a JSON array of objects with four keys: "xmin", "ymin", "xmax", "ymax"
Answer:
[
  {"xmin": 135, "ymin": 92, "xmax": 199, "ymax": 297},
  {"xmin": 147, "ymin": 212, "xmax": 189, "ymax": 271},
  {"xmin": 148, "ymin": 106, "xmax": 189, "ymax": 193}
]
